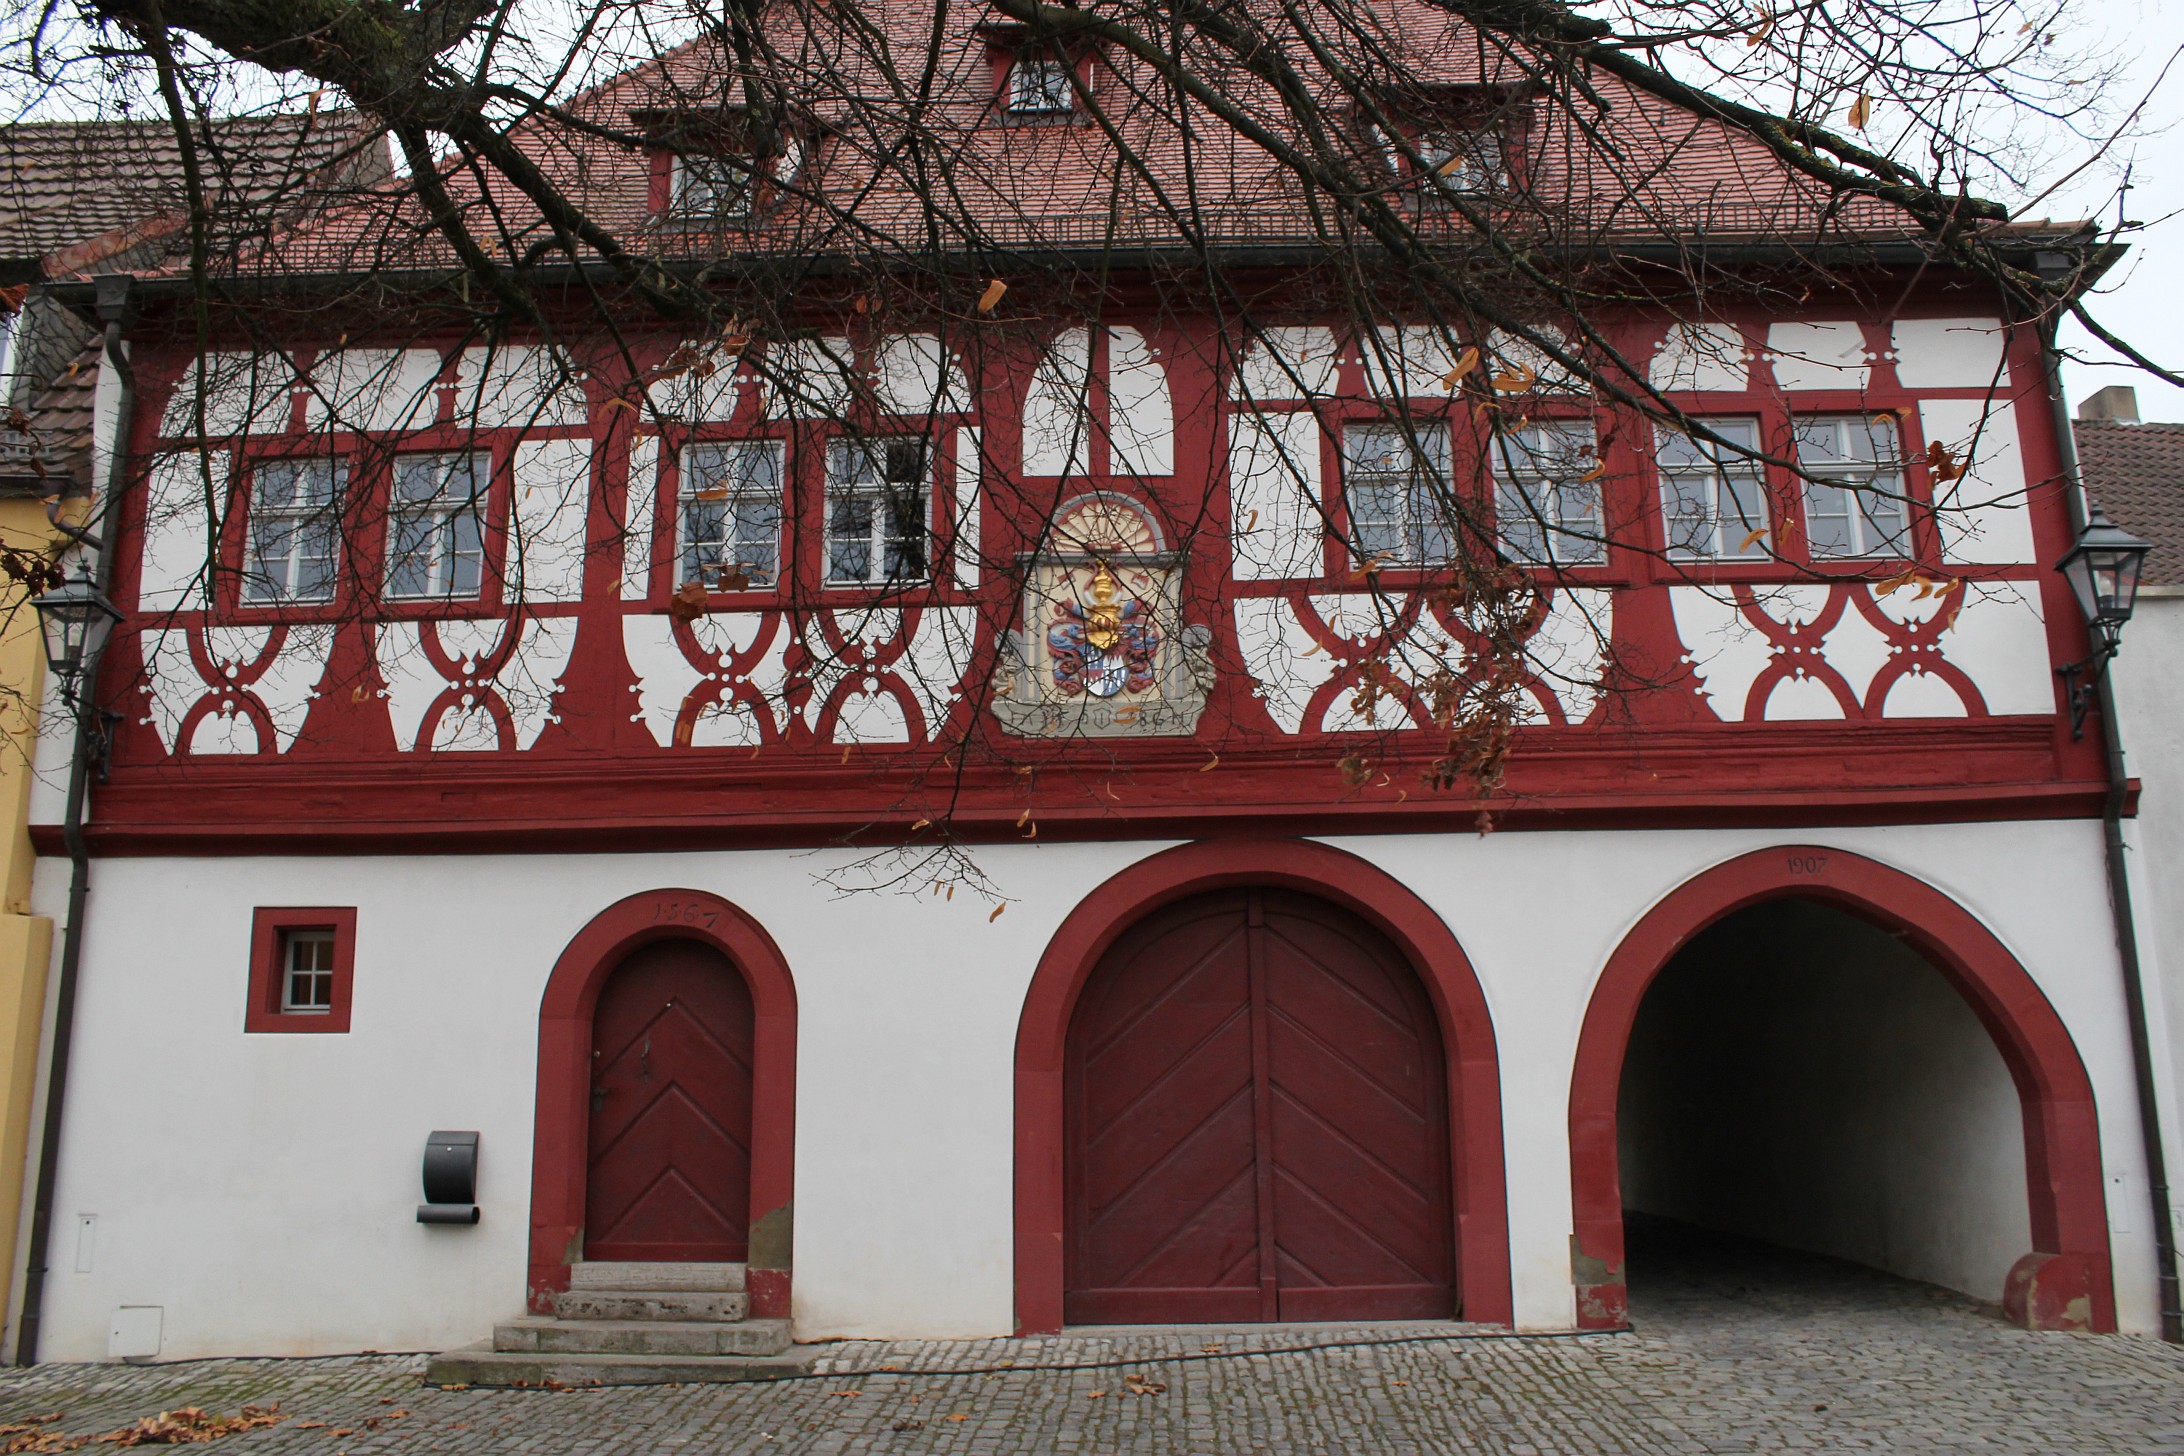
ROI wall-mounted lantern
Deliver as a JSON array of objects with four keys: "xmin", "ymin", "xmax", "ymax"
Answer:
[
  {"xmin": 32, "ymin": 568, "xmax": 121, "ymax": 709},
  {"xmin": 2055, "ymin": 503, "xmax": 2154, "ymax": 739}
]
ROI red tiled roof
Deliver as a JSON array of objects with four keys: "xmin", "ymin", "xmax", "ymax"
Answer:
[
  {"xmin": 237, "ymin": 6, "xmax": 1935, "ymax": 281},
  {"xmin": 0, "ymin": 111, "xmax": 390, "ymax": 275},
  {"xmin": 2075, "ymin": 418, "xmax": 2184, "ymax": 586}
]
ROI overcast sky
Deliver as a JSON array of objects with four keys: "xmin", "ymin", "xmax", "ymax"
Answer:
[{"xmin": 2052, "ymin": 0, "xmax": 2184, "ymax": 421}]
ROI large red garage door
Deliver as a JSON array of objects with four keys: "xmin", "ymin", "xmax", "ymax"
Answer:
[
  {"xmin": 585, "ymin": 938, "xmax": 755, "ymax": 1261},
  {"xmin": 1065, "ymin": 888, "xmax": 1455, "ymax": 1323}
]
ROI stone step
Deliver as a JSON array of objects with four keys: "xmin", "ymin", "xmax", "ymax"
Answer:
[
  {"xmin": 492, "ymin": 1317, "xmax": 792, "ymax": 1358},
  {"xmin": 427, "ymin": 1342, "xmax": 818, "ymax": 1390},
  {"xmin": 553, "ymin": 1288, "xmax": 749, "ymax": 1322},
  {"xmin": 567, "ymin": 1261, "xmax": 746, "ymax": 1293}
]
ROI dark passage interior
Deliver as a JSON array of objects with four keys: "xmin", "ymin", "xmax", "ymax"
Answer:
[{"xmin": 1616, "ymin": 898, "xmax": 2032, "ymax": 1304}]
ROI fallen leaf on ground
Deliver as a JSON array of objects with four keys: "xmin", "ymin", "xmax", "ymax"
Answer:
[{"xmin": 89, "ymin": 1405, "xmax": 282, "ymax": 1447}]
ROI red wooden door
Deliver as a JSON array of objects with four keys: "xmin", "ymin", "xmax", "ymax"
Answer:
[
  {"xmin": 1065, "ymin": 889, "xmax": 1455, "ymax": 1323},
  {"xmin": 585, "ymin": 938, "xmax": 755, "ymax": 1261}
]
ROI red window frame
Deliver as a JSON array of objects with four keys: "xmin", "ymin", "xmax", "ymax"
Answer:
[{"xmin": 245, "ymin": 907, "xmax": 358, "ymax": 1034}]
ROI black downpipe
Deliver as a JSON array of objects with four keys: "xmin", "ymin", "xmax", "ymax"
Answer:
[
  {"xmin": 2041, "ymin": 322, "xmax": 2184, "ymax": 1343},
  {"xmin": 14, "ymin": 277, "xmax": 133, "ymax": 1365}
]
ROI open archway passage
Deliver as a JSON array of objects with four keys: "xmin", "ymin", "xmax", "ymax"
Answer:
[
  {"xmin": 1617, "ymin": 899, "xmax": 2033, "ymax": 1309},
  {"xmin": 1066, "ymin": 888, "xmax": 1455, "ymax": 1323},
  {"xmin": 585, "ymin": 938, "xmax": 755, "ymax": 1261}
]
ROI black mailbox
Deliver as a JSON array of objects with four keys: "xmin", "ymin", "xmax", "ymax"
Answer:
[{"xmin": 417, "ymin": 1130, "xmax": 480, "ymax": 1225}]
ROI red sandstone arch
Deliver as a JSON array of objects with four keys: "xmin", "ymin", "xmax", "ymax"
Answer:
[
  {"xmin": 1569, "ymin": 845, "xmax": 2114, "ymax": 1332},
  {"xmin": 528, "ymin": 890, "xmax": 798, "ymax": 1318},
  {"xmin": 1014, "ymin": 838, "xmax": 1511, "ymax": 1334}
]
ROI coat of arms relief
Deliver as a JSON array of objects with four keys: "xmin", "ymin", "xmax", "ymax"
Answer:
[{"xmin": 991, "ymin": 494, "xmax": 1215, "ymax": 737}]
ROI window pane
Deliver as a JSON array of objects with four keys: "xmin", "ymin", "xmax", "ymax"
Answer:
[
  {"xmin": 1496, "ymin": 423, "xmax": 1603, "ymax": 564},
  {"xmin": 388, "ymin": 452, "xmax": 488, "ymax": 598},
  {"xmin": 827, "ymin": 492, "xmax": 875, "ymax": 584},
  {"xmin": 1418, "ymin": 127, "xmax": 1504, "ymax": 196},
  {"xmin": 1657, "ymin": 420, "xmax": 1766, "ymax": 559},
  {"xmin": 281, "ymin": 931, "xmax": 335, "ymax": 1012},
  {"xmin": 681, "ymin": 441, "xmax": 783, "ymax": 586},
  {"xmin": 674, "ymin": 156, "xmax": 750, "ymax": 217},
  {"xmin": 246, "ymin": 459, "xmax": 344, "ymax": 604},
  {"xmin": 826, "ymin": 438, "xmax": 929, "ymax": 585},
  {"xmin": 1344, "ymin": 423, "xmax": 1452, "ymax": 565},
  {"xmin": 1796, "ymin": 415, "xmax": 1907, "ymax": 559},
  {"xmin": 1719, "ymin": 468, "xmax": 1770, "ymax": 555},
  {"xmin": 1012, "ymin": 56, "xmax": 1075, "ymax": 112},
  {"xmin": 1804, "ymin": 481, "xmax": 1856, "ymax": 556}
]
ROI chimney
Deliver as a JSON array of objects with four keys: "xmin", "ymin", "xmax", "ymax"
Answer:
[{"xmin": 2077, "ymin": 385, "xmax": 2141, "ymax": 424}]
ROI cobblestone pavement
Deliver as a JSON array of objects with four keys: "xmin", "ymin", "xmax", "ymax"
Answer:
[{"xmin": 1, "ymin": 1225, "xmax": 2179, "ymax": 1454}]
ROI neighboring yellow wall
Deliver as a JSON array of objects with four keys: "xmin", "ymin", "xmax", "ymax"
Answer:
[{"xmin": 0, "ymin": 497, "xmax": 57, "ymax": 1331}]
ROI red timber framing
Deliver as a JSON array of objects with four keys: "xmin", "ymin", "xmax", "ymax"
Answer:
[
  {"xmin": 1567, "ymin": 845, "xmax": 2116, "ymax": 1333},
  {"xmin": 59, "ymin": 298, "xmax": 2129, "ymax": 858},
  {"xmin": 1013, "ymin": 837, "xmax": 1511, "ymax": 1334},
  {"xmin": 528, "ymin": 889, "xmax": 799, "ymax": 1318}
]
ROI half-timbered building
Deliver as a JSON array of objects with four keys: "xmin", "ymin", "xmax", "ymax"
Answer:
[{"xmin": 10, "ymin": 3, "xmax": 2172, "ymax": 1368}]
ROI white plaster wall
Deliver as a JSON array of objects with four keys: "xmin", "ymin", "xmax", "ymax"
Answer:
[
  {"xmin": 2105, "ymin": 591, "xmax": 2184, "ymax": 1264},
  {"xmin": 21, "ymin": 817, "xmax": 2163, "ymax": 1359},
  {"xmin": 1616, "ymin": 900, "xmax": 2030, "ymax": 1300}
]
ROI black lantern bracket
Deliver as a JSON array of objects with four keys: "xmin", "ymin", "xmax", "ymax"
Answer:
[
  {"xmin": 2057, "ymin": 647, "xmax": 2117, "ymax": 742},
  {"xmin": 2054, "ymin": 502, "xmax": 2154, "ymax": 741}
]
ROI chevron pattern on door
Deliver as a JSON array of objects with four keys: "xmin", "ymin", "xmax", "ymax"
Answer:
[
  {"xmin": 585, "ymin": 938, "xmax": 755, "ymax": 1261},
  {"xmin": 1066, "ymin": 889, "xmax": 1454, "ymax": 1323}
]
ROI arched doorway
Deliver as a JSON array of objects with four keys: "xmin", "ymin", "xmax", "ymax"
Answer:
[
  {"xmin": 1569, "ymin": 846, "xmax": 2114, "ymax": 1333},
  {"xmin": 1065, "ymin": 888, "xmax": 1453, "ymax": 1323},
  {"xmin": 529, "ymin": 891, "xmax": 798, "ymax": 1319},
  {"xmin": 584, "ymin": 938, "xmax": 755, "ymax": 1261},
  {"xmin": 1015, "ymin": 838, "xmax": 1510, "ymax": 1335}
]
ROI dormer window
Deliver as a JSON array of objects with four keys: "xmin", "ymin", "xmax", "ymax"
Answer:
[
  {"xmin": 1415, "ymin": 124, "xmax": 1507, "ymax": 200},
  {"xmin": 671, "ymin": 154, "xmax": 753, "ymax": 221},
  {"xmin": 1371, "ymin": 85, "xmax": 1526, "ymax": 205},
  {"xmin": 1009, "ymin": 52, "xmax": 1077, "ymax": 115},
  {"xmin": 979, "ymin": 22, "xmax": 1091, "ymax": 122},
  {"xmin": 638, "ymin": 105, "xmax": 811, "ymax": 225}
]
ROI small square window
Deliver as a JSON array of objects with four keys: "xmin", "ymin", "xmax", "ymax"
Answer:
[
  {"xmin": 281, "ymin": 930, "xmax": 337, "ymax": 1012},
  {"xmin": 1008, "ymin": 54, "xmax": 1077, "ymax": 115},
  {"xmin": 681, "ymin": 440, "xmax": 784, "ymax": 589},
  {"xmin": 247, "ymin": 908, "xmax": 356, "ymax": 1033},
  {"xmin": 1796, "ymin": 415, "xmax": 1910, "ymax": 559},
  {"xmin": 1342, "ymin": 422, "xmax": 1455, "ymax": 567},
  {"xmin": 826, "ymin": 437, "xmax": 932, "ymax": 586},
  {"xmin": 1657, "ymin": 419, "xmax": 1771, "ymax": 559},
  {"xmin": 1495, "ymin": 422, "xmax": 1604, "ymax": 564}
]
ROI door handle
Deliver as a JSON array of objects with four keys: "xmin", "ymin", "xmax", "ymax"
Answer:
[{"xmin": 591, "ymin": 1086, "xmax": 610, "ymax": 1111}]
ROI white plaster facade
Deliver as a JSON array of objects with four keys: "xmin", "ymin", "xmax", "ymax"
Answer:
[
  {"xmin": 8, "ymin": 816, "xmax": 2169, "ymax": 1360},
  {"xmin": 2104, "ymin": 590, "xmax": 2184, "ymax": 1269}
]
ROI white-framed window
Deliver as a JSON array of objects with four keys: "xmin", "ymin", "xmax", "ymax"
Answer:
[
  {"xmin": 680, "ymin": 440, "xmax": 785, "ymax": 588},
  {"xmin": 1342, "ymin": 421, "xmax": 1455, "ymax": 567},
  {"xmin": 387, "ymin": 450, "xmax": 488, "ymax": 599},
  {"xmin": 1796, "ymin": 415, "xmax": 1910, "ymax": 559},
  {"xmin": 1008, "ymin": 53, "xmax": 1077, "ymax": 114},
  {"xmin": 825, "ymin": 437, "xmax": 932, "ymax": 586},
  {"xmin": 670, "ymin": 154, "xmax": 752, "ymax": 220},
  {"xmin": 1657, "ymin": 419, "xmax": 1771, "ymax": 559},
  {"xmin": 1415, "ymin": 124, "xmax": 1506, "ymax": 199},
  {"xmin": 245, "ymin": 457, "xmax": 344, "ymax": 604},
  {"xmin": 281, "ymin": 929, "xmax": 337, "ymax": 1013},
  {"xmin": 1495, "ymin": 422, "xmax": 1603, "ymax": 564}
]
